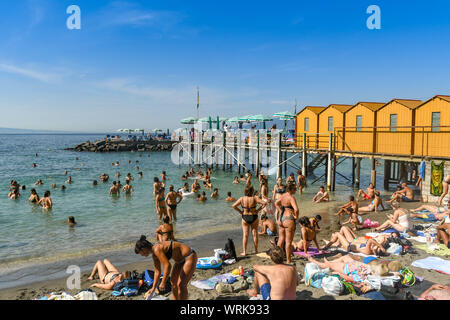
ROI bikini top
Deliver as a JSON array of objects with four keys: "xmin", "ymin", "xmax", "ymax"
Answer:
[
  {"xmin": 276, "ymin": 187, "xmax": 285, "ymax": 194},
  {"xmin": 242, "ymin": 197, "xmax": 257, "ymax": 210},
  {"xmin": 165, "ymin": 240, "xmax": 174, "ymax": 260}
]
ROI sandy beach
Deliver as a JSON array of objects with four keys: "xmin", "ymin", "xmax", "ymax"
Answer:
[{"xmin": 1, "ymin": 199, "xmax": 447, "ymax": 301}]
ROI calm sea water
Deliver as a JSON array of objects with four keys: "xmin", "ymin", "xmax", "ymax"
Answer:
[{"xmin": 0, "ymin": 134, "xmax": 379, "ymax": 288}]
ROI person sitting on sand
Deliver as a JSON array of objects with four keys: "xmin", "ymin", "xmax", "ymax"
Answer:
[
  {"xmin": 259, "ymin": 214, "xmax": 277, "ymax": 236},
  {"xmin": 38, "ymin": 191, "xmax": 52, "ymax": 209},
  {"xmin": 122, "ymin": 180, "xmax": 134, "ymax": 195},
  {"xmin": 359, "ymin": 192, "xmax": 385, "ymax": 213},
  {"xmin": 225, "ymin": 192, "xmax": 235, "ymax": 202},
  {"xmin": 435, "ymin": 223, "xmax": 450, "ymax": 249},
  {"xmin": 387, "ymin": 182, "xmax": 414, "ymax": 204},
  {"xmin": 88, "ymin": 259, "xmax": 125, "ymax": 290},
  {"xmin": 291, "ymin": 216, "xmax": 322, "ymax": 257},
  {"xmin": 336, "ymin": 195, "xmax": 358, "ymax": 217},
  {"xmin": 374, "ymin": 201, "xmax": 412, "ymax": 234},
  {"xmin": 155, "ymin": 216, "xmax": 175, "ymax": 242},
  {"xmin": 233, "ymin": 185, "xmax": 267, "ymax": 256},
  {"xmin": 29, "ymin": 189, "xmax": 40, "ymax": 203},
  {"xmin": 357, "ymin": 183, "xmax": 376, "ymax": 201},
  {"xmin": 310, "ymin": 215, "xmax": 321, "ymax": 232},
  {"xmin": 35, "ymin": 179, "xmax": 43, "ymax": 186},
  {"xmin": 135, "ymin": 235, "xmax": 197, "ymax": 300},
  {"xmin": 67, "ymin": 216, "xmax": 77, "ymax": 227},
  {"xmin": 312, "ymin": 186, "xmax": 329, "ymax": 203},
  {"xmin": 247, "ymin": 246, "xmax": 297, "ymax": 300},
  {"xmin": 416, "ymin": 283, "xmax": 450, "ymax": 300},
  {"xmin": 342, "ymin": 208, "xmax": 363, "ymax": 231},
  {"xmin": 165, "ymin": 185, "xmax": 182, "ymax": 221},
  {"xmin": 210, "ymin": 188, "xmax": 219, "ymax": 199},
  {"xmin": 233, "ymin": 176, "xmax": 240, "ymax": 184},
  {"xmin": 275, "ymin": 184, "xmax": 299, "ymax": 264}
]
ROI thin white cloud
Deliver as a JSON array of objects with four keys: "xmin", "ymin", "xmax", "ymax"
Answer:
[
  {"xmin": 0, "ymin": 63, "xmax": 57, "ymax": 83},
  {"xmin": 270, "ymin": 100, "xmax": 291, "ymax": 105}
]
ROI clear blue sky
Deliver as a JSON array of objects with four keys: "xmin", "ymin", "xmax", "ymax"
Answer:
[{"xmin": 0, "ymin": 0, "xmax": 449, "ymax": 132}]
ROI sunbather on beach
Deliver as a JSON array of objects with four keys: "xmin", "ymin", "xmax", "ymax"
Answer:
[
  {"xmin": 88, "ymin": 259, "xmax": 125, "ymax": 290},
  {"xmin": 323, "ymin": 226, "xmax": 393, "ymax": 251},
  {"xmin": 322, "ymin": 229, "xmax": 386, "ymax": 256},
  {"xmin": 435, "ymin": 223, "xmax": 450, "ymax": 248},
  {"xmin": 310, "ymin": 215, "xmax": 321, "ymax": 232},
  {"xmin": 336, "ymin": 195, "xmax": 358, "ymax": 217},
  {"xmin": 291, "ymin": 216, "xmax": 321, "ymax": 257},
  {"xmin": 156, "ymin": 216, "xmax": 175, "ymax": 242},
  {"xmin": 247, "ymin": 246, "xmax": 297, "ymax": 300},
  {"xmin": 358, "ymin": 192, "xmax": 385, "ymax": 213},
  {"xmin": 275, "ymin": 185, "xmax": 299, "ymax": 263},
  {"xmin": 135, "ymin": 236, "xmax": 197, "ymax": 300},
  {"xmin": 357, "ymin": 183, "xmax": 376, "ymax": 201},
  {"xmin": 342, "ymin": 209, "xmax": 363, "ymax": 231},
  {"xmin": 165, "ymin": 185, "xmax": 182, "ymax": 221},
  {"xmin": 374, "ymin": 201, "xmax": 412, "ymax": 233},
  {"xmin": 410, "ymin": 204, "xmax": 449, "ymax": 214},
  {"xmin": 233, "ymin": 186, "xmax": 267, "ymax": 256},
  {"xmin": 417, "ymin": 283, "xmax": 450, "ymax": 300},
  {"xmin": 259, "ymin": 214, "xmax": 277, "ymax": 236},
  {"xmin": 387, "ymin": 182, "xmax": 414, "ymax": 204},
  {"xmin": 312, "ymin": 186, "xmax": 329, "ymax": 203}
]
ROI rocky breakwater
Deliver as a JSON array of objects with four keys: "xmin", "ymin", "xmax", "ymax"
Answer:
[{"xmin": 65, "ymin": 139, "xmax": 177, "ymax": 152}]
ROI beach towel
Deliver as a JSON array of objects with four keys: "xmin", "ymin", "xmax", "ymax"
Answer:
[
  {"xmin": 415, "ymin": 243, "xmax": 450, "ymax": 256},
  {"xmin": 111, "ymin": 287, "xmax": 138, "ymax": 297},
  {"xmin": 74, "ymin": 290, "xmax": 98, "ymax": 300},
  {"xmin": 47, "ymin": 292, "xmax": 76, "ymax": 300},
  {"xmin": 190, "ymin": 273, "xmax": 235, "ymax": 290},
  {"xmin": 293, "ymin": 247, "xmax": 330, "ymax": 257},
  {"xmin": 411, "ymin": 257, "xmax": 450, "ymax": 275}
]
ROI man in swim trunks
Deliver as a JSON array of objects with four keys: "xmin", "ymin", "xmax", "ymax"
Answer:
[
  {"xmin": 312, "ymin": 186, "xmax": 329, "ymax": 203},
  {"xmin": 109, "ymin": 181, "xmax": 120, "ymax": 195},
  {"xmin": 259, "ymin": 214, "xmax": 277, "ymax": 236},
  {"xmin": 247, "ymin": 246, "xmax": 297, "ymax": 300},
  {"xmin": 387, "ymin": 182, "xmax": 414, "ymax": 204},
  {"xmin": 336, "ymin": 195, "xmax": 358, "ymax": 217},
  {"xmin": 357, "ymin": 183, "xmax": 376, "ymax": 201}
]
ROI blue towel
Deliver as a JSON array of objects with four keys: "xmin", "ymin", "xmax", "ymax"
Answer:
[
  {"xmin": 363, "ymin": 291, "xmax": 386, "ymax": 300},
  {"xmin": 111, "ymin": 287, "xmax": 138, "ymax": 297}
]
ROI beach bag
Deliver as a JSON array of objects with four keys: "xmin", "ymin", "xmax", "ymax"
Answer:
[
  {"xmin": 304, "ymin": 263, "xmax": 328, "ymax": 289},
  {"xmin": 400, "ymin": 267, "xmax": 416, "ymax": 287},
  {"xmin": 224, "ymin": 238, "xmax": 237, "ymax": 260},
  {"xmin": 386, "ymin": 243, "xmax": 403, "ymax": 255},
  {"xmin": 321, "ymin": 276, "xmax": 343, "ymax": 296}
]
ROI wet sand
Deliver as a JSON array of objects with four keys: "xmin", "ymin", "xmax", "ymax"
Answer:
[{"xmin": 0, "ymin": 199, "xmax": 448, "ymax": 300}]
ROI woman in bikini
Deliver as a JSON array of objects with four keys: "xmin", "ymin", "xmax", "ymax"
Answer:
[
  {"xmin": 8, "ymin": 188, "xmax": 20, "ymax": 200},
  {"xmin": 297, "ymin": 170, "xmax": 306, "ymax": 195},
  {"xmin": 232, "ymin": 186, "xmax": 267, "ymax": 256},
  {"xmin": 29, "ymin": 188, "xmax": 40, "ymax": 203},
  {"xmin": 165, "ymin": 185, "xmax": 182, "ymax": 222},
  {"xmin": 359, "ymin": 192, "xmax": 385, "ymax": 213},
  {"xmin": 156, "ymin": 216, "xmax": 175, "ymax": 242},
  {"xmin": 291, "ymin": 216, "xmax": 322, "ymax": 257},
  {"xmin": 88, "ymin": 259, "xmax": 125, "ymax": 290},
  {"xmin": 155, "ymin": 188, "xmax": 168, "ymax": 221},
  {"xmin": 275, "ymin": 184, "xmax": 299, "ymax": 264},
  {"xmin": 135, "ymin": 235, "xmax": 197, "ymax": 300},
  {"xmin": 153, "ymin": 177, "xmax": 164, "ymax": 196},
  {"xmin": 38, "ymin": 191, "xmax": 53, "ymax": 210},
  {"xmin": 260, "ymin": 178, "xmax": 275, "ymax": 215},
  {"xmin": 374, "ymin": 201, "xmax": 412, "ymax": 233},
  {"xmin": 323, "ymin": 228, "xmax": 386, "ymax": 256}
]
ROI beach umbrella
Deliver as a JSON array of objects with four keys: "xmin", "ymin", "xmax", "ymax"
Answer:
[
  {"xmin": 274, "ymin": 111, "xmax": 296, "ymax": 131},
  {"xmin": 248, "ymin": 114, "xmax": 273, "ymax": 130},
  {"xmin": 238, "ymin": 115, "xmax": 252, "ymax": 122},
  {"xmin": 180, "ymin": 117, "xmax": 196, "ymax": 124}
]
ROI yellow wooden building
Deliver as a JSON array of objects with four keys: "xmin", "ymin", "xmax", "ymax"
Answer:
[
  {"xmin": 318, "ymin": 104, "xmax": 353, "ymax": 149},
  {"xmin": 414, "ymin": 95, "xmax": 450, "ymax": 158},
  {"xmin": 339, "ymin": 102, "xmax": 386, "ymax": 153},
  {"xmin": 375, "ymin": 99, "xmax": 422, "ymax": 155},
  {"xmin": 295, "ymin": 106, "xmax": 325, "ymax": 148}
]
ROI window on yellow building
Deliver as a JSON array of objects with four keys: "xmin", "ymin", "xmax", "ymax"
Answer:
[
  {"xmin": 432, "ymin": 112, "xmax": 440, "ymax": 132},
  {"xmin": 304, "ymin": 117, "xmax": 309, "ymax": 132},
  {"xmin": 389, "ymin": 114, "xmax": 397, "ymax": 132},
  {"xmin": 328, "ymin": 116, "xmax": 333, "ymax": 132},
  {"xmin": 356, "ymin": 115, "xmax": 362, "ymax": 132}
]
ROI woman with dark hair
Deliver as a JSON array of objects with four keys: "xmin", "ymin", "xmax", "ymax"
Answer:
[
  {"xmin": 29, "ymin": 188, "xmax": 40, "ymax": 203},
  {"xmin": 275, "ymin": 184, "xmax": 299, "ymax": 264},
  {"xmin": 232, "ymin": 186, "xmax": 267, "ymax": 256},
  {"xmin": 291, "ymin": 216, "xmax": 322, "ymax": 257},
  {"xmin": 155, "ymin": 187, "xmax": 167, "ymax": 221},
  {"xmin": 135, "ymin": 235, "xmax": 197, "ymax": 300},
  {"xmin": 155, "ymin": 216, "xmax": 175, "ymax": 242},
  {"xmin": 165, "ymin": 185, "xmax": 182, "ymax": 222},
  {"xmin": 8, "ymin": 188, "xmax": 20, "ymax": 200},
  {"xmin": 38, "ymin": 191, "xmax": 52, "ymax": 209},
  {"xmin": 88, "ymin": 259, "xmax": 125, "ymax": 290},
  {"xmin": 153, "ymin": 177, "xmax": 164, "ymax": 196}
]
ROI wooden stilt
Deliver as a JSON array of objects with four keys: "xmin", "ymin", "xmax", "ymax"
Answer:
[
  {"xmin": 355, "ymin": 158, "xmax": 361, "ymax": 189},
  {"xmin": 302, "ymin": 133, "xmax": 307, "ymax": 177},
  {"xmin": 371, "ymin": 158, "xmax": 376, "ymax": 187},
  {"xmin": 326, "ymin": 133, "xmax": 333, "ymax": 191}
]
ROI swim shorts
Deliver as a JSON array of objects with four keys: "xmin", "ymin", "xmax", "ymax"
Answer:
[
  {"xmin": 260, "ymin": 283, "xmax": 271, "ymax": 300},
  {"xmin": 401, "ymin": 195, "xmax": 413, "ymax": 202},
  {"xmin": 363, "ymin": 194, "xmax": 371, "ymax": 200}
]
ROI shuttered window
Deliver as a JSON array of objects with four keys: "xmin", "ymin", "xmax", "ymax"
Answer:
[
  {"xmin": 328, "ymin": 116, "xmax": 333, "ymax": 132},
  {"xmin": 304, "ymin": 117, "xmax": 309, "ymax": 132},
  {"xmin": 432, "ymin": 112, "xmax": 441, "ymax": 132},
  {"xmin": 356, "ymin": 115, "xmax": 362, "ymax": 132},
  {"xmin": 389, "ymin": 114, "xmax": 397, "ymax": 132}
]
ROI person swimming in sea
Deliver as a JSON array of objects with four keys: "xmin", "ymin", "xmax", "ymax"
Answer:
[
  {"xmin": 211, "ymin": 188, "xmax": 219, "ymax": 199},
  {"xmin": 38, "ymin": 190, "xmax": 53, "ymax": 210},
  {"xmin": 29, "ymin": 189, "xmax": 40, "ymax": 203},
  {"xmin": 225, "ymin": 192, "xmax": 235, "ymax": 202},
  {"xmin": 67, "ymin": 216, "xmax": 77, "ymax": 227},
  {"xmin": 109, "ymin": 181, "xmax": 120, "ymax": 195},
  {"xmin": 35, "ymin": 179, "xmax": 43, "ymax": 186},
  {"xmin": 122, "ymin": 180, "xmax": 134, "ymax": 195},
  {"xmin": 66, "ymin": 176, "xmax": 73, "ymax": 184}
]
